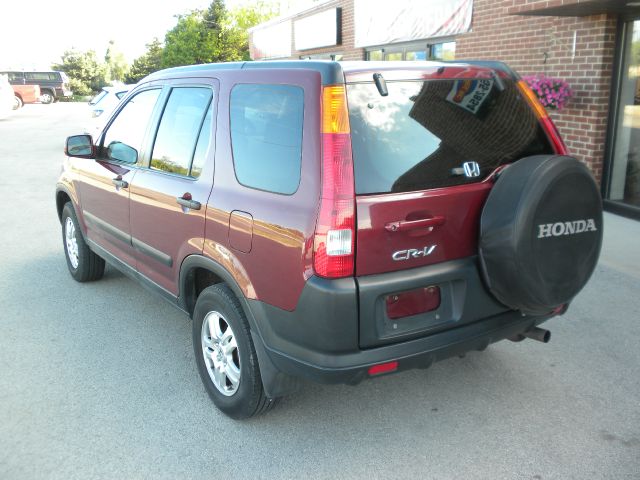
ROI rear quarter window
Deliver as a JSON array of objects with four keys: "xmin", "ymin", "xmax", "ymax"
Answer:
[
  {"xmin": 347, "ymin": 78, "xmax": 552, "ymax": 195},
  {"xmin": 230, "ymin": 84, "xmax": 304, "ymax": 195}
]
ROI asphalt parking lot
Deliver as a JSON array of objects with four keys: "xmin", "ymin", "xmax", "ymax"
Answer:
[{"xmin": 1, "ymin": 103, "xmax": 639, "ymax": 480}]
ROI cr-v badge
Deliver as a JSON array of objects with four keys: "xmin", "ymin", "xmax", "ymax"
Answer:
[{"xmin": 392, "ymin": 245, "xmax": 437, "ymax": 261}]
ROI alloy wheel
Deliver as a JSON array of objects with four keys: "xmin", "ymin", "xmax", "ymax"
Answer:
[
  {"xmin": 65, "ymin": 217, "xmax": 79, "ymax": 269},
  {"xmin": 201, "ymin": 310, "xmax": 241, "ymax": 396}
]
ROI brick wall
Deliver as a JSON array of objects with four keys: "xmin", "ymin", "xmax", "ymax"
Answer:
[{"xmin": 456, "ymin": 0, "xmax": 618, "ymax": 181}]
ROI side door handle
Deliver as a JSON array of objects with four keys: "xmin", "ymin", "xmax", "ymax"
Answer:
[
  {"xmin": 177, "ymin": 193, "xmax": 201, "ymax": 211},
  {"xmin": 385, "ymin": 216, "xmax": 446, "ymax": 233},
  {"xmin": 112, "ymin": 176, "xmax": 128, "ymax": 189}
]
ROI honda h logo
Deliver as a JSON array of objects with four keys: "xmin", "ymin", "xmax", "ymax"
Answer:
[{"xmin": 463, "ymin": 161, "xmax": 481, "ymax": 178}]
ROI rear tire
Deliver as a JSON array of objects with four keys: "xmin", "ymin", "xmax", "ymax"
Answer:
[
  {"xmin": 40, "ymin": 91, "xmax": 54, "ymax": 104},
  {"xmin": 13, "ymin": 95, "xmax": 23, "ymax": 110},
  {"xmin": 193, "ymin": 284, "xmax": 276, "ymax": 419},
  {"xmin": 61, "ymin": 202, "xmax": 105, "ymax": 282}
]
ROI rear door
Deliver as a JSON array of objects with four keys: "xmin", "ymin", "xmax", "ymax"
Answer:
[
  {"xmin": 128, "ymin": 80, "xmax": 217, "ymax": 295},
  {"xmin": 346, "ymin": 68, "xmax": 553, "ymax": 346}
]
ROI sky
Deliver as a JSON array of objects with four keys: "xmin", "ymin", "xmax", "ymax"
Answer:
[{"xmin": 0, "ymin": 0, "xmax": 260, "ymax": 70}]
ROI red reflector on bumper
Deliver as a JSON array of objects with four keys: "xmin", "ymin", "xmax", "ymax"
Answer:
[{"xmin": 368, "ymin": 361, "xmax": 398, "ymax": 376}]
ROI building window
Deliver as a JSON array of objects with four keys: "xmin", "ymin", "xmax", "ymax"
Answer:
[
  {"xmin": 430, "ymin": 41, "xmax": 456, "ymax": 61},
  {"xmin": 608, "ymin": 19, "xmax": 640, "ymax": 209},
  {"xmin": 368, "ymin": 50, "xmax": 384, "ymax": 61},
  {"xmin": 300, "ymin": 53, "xmax": 343, "ymax": 61},
  {"xmin": 366, "ymin": 39, "xmax": 454, "ymax": 61}
]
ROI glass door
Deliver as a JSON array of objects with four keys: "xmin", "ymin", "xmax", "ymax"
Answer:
[{"xmin": 610, "ymin": 20, "xmax": 640, "ymax": 207}]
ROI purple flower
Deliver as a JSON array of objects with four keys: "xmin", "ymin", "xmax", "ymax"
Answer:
[{"xmin": 523, "ymin": 74, "xmax": 572, "ymax": 110}]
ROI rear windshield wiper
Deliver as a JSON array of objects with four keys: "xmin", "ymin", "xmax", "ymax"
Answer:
[{"xmin": 373, "ymin": 73, "xmax": 388, "ymax": 97}]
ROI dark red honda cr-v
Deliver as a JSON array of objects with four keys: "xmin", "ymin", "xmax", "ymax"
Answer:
[{"xmin": 56, "ymin": 61, "xmax": 603, "ymax": 419}]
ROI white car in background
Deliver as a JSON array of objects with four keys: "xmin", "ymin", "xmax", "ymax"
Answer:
[
  {"xmin": 0, "ymin": 74, "xmax": 15, "ymax": 120},
  {"xmin": 85, "ymin": 85, "xmax": 133, "ymax": 136}
]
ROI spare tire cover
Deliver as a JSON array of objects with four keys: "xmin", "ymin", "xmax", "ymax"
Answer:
[{"xmin": 479, "ymin": 155, "xmax": 603, "ymax": 315}]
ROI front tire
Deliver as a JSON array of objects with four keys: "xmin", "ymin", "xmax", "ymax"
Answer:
[
  {"xmin": 61, "ymin": 202, "xmax": 105, "ymax": 282},
  {"xmin": 193, "ymin": 284, "xmax": 276, "ymax": 419},
  {"xmin": 13, "ymin": 95, "xmax": 23, "ymax": 110}
]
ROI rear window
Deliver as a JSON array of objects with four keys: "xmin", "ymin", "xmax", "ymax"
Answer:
[{"xmin": 347, "ymin": 78, "xmax": 552, "ymax": 195}]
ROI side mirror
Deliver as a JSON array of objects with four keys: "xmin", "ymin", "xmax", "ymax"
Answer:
[
  {"xmin": 65, "ymin": 135, "xmax": 95, "ymax": 159},
  {"xmin": 107, "ymin": 141, "xmax": 138, "ymax": 164}
]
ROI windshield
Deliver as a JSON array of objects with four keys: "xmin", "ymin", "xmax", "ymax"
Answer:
[
  {"xmin": 347, "ymin": 78, "xmax": 552, "ymax": 195},
  {"xmin": 89, "ymin": 90, "xmax": 108, "ymax": 106}
]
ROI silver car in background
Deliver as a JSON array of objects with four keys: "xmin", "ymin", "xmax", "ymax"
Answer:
[{"xmin": 85, "ymin": 85, "xmax": 132, "ymax": 136}]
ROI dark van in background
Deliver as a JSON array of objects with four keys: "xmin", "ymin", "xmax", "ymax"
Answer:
[{"xmin": 2, "ymin": 70, "xmax": 72, "ymax": 104}]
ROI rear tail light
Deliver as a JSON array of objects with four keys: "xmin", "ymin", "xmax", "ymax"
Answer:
[
  {"xmin": 517, "ymin": 80, "xmax": 568, "ymax": 155},
  {"xmin": 313, "ymin": 85, "xmax": 355, "ymax": 278}
]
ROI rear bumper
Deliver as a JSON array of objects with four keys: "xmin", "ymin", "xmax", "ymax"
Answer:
[
  {"xmin": 55, "ymin": 87, "xmax": 73, "ymax": 97},
  {"xmin": 259, "ymin": 305, "xmax": 550, "ymax": 386},
  {"xmin": 245, "ymin": 266, "xmax": 554, "ymax": 392}
]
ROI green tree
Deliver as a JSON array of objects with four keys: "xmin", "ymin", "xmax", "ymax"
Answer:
[
  {"xmin": 104, "ymin": 40, "xmax": 129, "ymax": 82},
  {"xmin": 52, "ymin": 49, "xmax": 109, "ymax": 94},
  {"xmin": 125, "ymin": 38, "xmax": 163, "ymax": 83},
  {"xmin": 161, "ymin": 0, "xmax": 276, "ymax": 68},
  {"xmin": 162, "ymin": 11, "xmax": 209, "ymax": 68},
  {"xmin": 227, "ymin": 1, "xmax": 277, "ymax": 60}
]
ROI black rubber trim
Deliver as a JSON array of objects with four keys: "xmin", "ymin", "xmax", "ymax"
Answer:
[
  {"xmin": 357, "ymin": 257, "xmax": 508, "ymax": 348},
  {"xmin": 178, "ymin": 254, "xmax": 299, "ymax": 398},
  {"xmin": 132, "ymin": 237, "xmax": 173, "ymax": 267},
  {"xmin": 84, "ymin": 210, "xmax": 172, "ymax": 267},
  {"xmin": 83, "ymin": 210, "xmax": 131, "ymax": 245},
  {"xmin": 263, "ymin": 310, "xmax": 552, "ymax": 385},
  {"xmin": 241, "ymin": 266, "xmax": 552, "ymax": 387},
  {"xmin": 86, "ymin": 239, "xmax": 185, "ymax": 314}
]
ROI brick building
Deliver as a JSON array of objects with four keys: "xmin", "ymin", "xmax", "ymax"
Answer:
[{"xmin": 249, "ymin": 0, "xmax": 640, "ymax": 218}]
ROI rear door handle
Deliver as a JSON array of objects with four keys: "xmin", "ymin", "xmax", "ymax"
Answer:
[
  {"xmin": 112, "ymin": 177, "xmax": 128, "ymax": 189},
  {"xmin": 385, "ymin": 216, "xmax": 446, "ymax": 232},
  {"xmin": 177, "ymin": 194, "xmax": 201, "ymax": 211}
]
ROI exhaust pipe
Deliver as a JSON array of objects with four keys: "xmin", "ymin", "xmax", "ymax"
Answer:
[
  {"xmin": 508, "ymin": 327, "xmax": 551, "ymax": 343},
  {"xmin": 523, "ymin": 327, "xmax": 551, "ymax": 343}
]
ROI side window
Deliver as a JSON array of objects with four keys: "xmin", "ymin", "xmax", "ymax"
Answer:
[
  {"xmin": 25, "ymin": 72, "xmax": 53, "ymax": 81},
  {"xmin": 190, "ymin": 108, "xmax": 213, "ymax": 178},
  {"xmin": 102, "ymin": 88, "xmax": 161, "ymax": 164},
  {"xmin": 150, "ymin": 87, "xmax": 212, "ymax": 177},
  {"xmin": 230, "ymin": 84, "xmax": 304, "ymax": 195}
]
